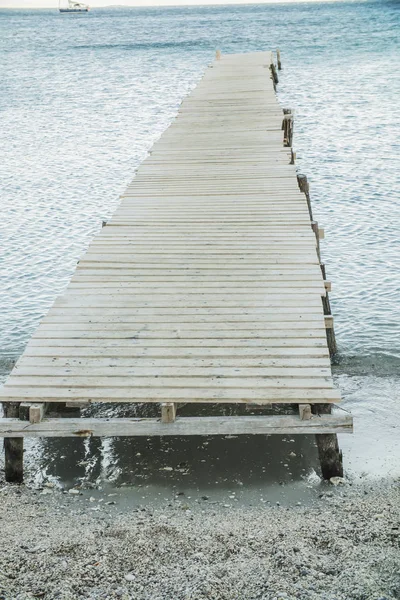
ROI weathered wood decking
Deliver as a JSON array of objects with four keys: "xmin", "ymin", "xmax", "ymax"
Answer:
[{"xmin": 1, "ymin": 51, "xmax": 352, "ymax": 479}]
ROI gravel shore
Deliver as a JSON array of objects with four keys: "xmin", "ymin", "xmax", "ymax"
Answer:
[{"xmin": 0, "ymin": 480, "xmax": 399, "ymax": 600}]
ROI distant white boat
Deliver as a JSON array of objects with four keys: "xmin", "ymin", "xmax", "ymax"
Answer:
[{"xmin": 59, "ymin": 0, "xmax": 89, "ymax": 13}]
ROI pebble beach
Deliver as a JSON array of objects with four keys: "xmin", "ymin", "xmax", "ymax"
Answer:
[{"xmin": 0, "ymin": 479, "xmax": 399, "ymax": 600}]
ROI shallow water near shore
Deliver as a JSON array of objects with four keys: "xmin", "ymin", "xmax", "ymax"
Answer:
[{"xmin": 1, "ymin": 0, "xmax": 400, "ymax": 499}]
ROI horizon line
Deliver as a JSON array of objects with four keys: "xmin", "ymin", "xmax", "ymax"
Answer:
[{"xmin": 0, "ymin": 0, "xmax": 356, "ymax": 9}]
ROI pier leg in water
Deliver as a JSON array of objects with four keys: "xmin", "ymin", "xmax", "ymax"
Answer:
[
  {"xmin": 320, "ymin": 263, "xmax": 338, "ymax": 357},
  {"xmin": 314, "ymin": 404, "xmax": 343, "ymax": 479},
  {"xmin": 3, "ymin": 402, "xmax": 23, "ymax": 483}
]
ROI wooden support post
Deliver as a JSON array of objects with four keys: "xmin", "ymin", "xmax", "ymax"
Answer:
[
  {"xmin": 311, "ymin": 220, "xmax": 321, "ymax": 262},
  {"xmin": 299, "ymin": 404, "xmax": 312, "ymax": 420},
  {"xmin": 270, "ymin": 63, "xmax": 279, "ymax": 85},
  {"xmin": 290, "ymin": 149, "xmax": 296, "ymax": 165},
  {"xmin": 282, "ymin": 114, "xmax": 293, "ymax": 147},
  {"xmin": 282, "ymin": 109, "xmax": 294, "ymax": 148},
  {"xmin": 29, "ymin": 404, "xmax": 45, "ymax": 424},
  {"xmin": 311, "ymin": 216, "xmax": 337, "ymax": 358},
  {"xmin": 311, "ymin": 220, "xmax": 318, "ymax": 236},
  {"xmin": 3, "ymin": 403, "xmax": 23, "ymax": 483},
  {"xmin": 313, "ymin": 404, "xmax": 343, "ymax": 479},
  {"xmin": 20, "ymin": 402, "xmax": 47, "ymax": 424},
  {"xmin": 321, "ymin": 263, "xmax": 330, "ymax": 316},
  {"xmin": 326, "ymin": 321, "xmax": 338, "ymax": 357},
  {"xmin": 102, "ymin": 220, "xmax": 107, "ymax": 228},
  {"xmin": 277, "ymin": 48, "xmax": 282, "ymax": 70},
  {"xmin": 297, "ymin": 174, "xmax": 313, "ymax": 220},
  {"xmin": 19, "ymin": 402, "xmax": 31, "ymax": 421},
  {"xmin": 161, "ymin": 403, "xmax": 177, "ymax": 423},
  {"xmin": 297, "ymin": 173, "xmax": 308, "ymax": 192},
  {"xmin": 215, "ymin": 49, "xmax": 221, "ymax": 61},
  {"xmin": 320, "ymin": 264, "xmax": 338, "ymax": 357}
]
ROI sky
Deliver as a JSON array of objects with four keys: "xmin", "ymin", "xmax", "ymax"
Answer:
[{"xmin": 0, "ymin": 0, "xmax": 343, "ymax": 8}]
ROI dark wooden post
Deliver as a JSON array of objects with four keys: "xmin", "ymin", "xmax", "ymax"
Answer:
[
  {"xmin": 313, "ymin": 404, "xmax": 343, "ymax": 479},
  {"xmin": 297, "ymin": 174, "xmax": 313, "ymax": 220},
  {"xmin": 3, "ymin": 402, "xmax": 23, "ymax": 483},
  {"xmin": 282, "ymin": 109, "xmax": 293, "ymax": 147},
  {"xmin": 277, "ymin": 49, "xmax": 282, "ymax": 70},
  {"xmin": 311, "ymin": 220, "xmax": 322, "ymax": 263},
  {"xmin": 320, "ymin": 263, "xmax": 338, "ymax": 357},
  {"xmin": 270, "ymin": 63, "xmax": 279, "ymax": 90}
]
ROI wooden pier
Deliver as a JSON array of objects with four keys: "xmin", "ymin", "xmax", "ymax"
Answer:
[{"xmin": 0, "ymin": 51, "xmax": 352, "ymax": 482}]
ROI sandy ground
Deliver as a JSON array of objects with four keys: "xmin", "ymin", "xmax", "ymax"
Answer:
[{"xmin": 0, "ymin": 479, "xmax": 399, "ymax": 600}]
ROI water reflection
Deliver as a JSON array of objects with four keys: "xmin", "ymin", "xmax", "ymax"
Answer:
[{"xmin": 32, "ymin": 428, "xmax": 319, "ymax": 506}]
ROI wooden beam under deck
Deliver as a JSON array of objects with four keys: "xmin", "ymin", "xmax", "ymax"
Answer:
[{"xmin": 0, "ymin": 414, "xmax": 352, "ymax": 438}]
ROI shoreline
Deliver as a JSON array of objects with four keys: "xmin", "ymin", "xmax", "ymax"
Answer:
[{"xmin": 0, "ymin": 478, "xmax": 399, "ymax": 599}]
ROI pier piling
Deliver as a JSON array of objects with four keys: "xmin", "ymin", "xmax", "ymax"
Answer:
[
  {"xmin": 277, "ymin": 48, "xmax": 282, "ymax": 70},
  {"xmin": 3, "ymin": 403, "xmax": 23, "ymax": 483},
  {"xmin": 314, "ymin": 405, "xmax": 343, "ymax": 478}
]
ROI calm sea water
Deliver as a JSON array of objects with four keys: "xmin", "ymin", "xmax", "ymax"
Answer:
[{"xmin": 0, "ymin": 0, "xmax": 399, "ymax": 487}]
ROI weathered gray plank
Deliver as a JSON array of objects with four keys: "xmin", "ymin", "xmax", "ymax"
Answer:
[{"xmin": 0, "ymin": 414, "xmax": 353, "ymax": 437}]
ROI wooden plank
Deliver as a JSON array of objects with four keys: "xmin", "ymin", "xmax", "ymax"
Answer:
[
  {"xmin": 66, "ymin": 283, "xmax": 325, "ymax": 292},
  {"xmin": 14, "ymin": 356, "xmax": 332, "ymax": 368},
  {"xmin": 40, "ymin": 316, "xmax": 326, "ymax": 326},
  {"xmin": 64, "ymin": 289, "xmax": 326, "ymax": 298},
  {"xmin": 81, "ymin": 249, "xmax": 319, "ymax": 256},
  {"xmin": 36, "ymin": 322, "xmax": 326, "ymax": 332},
  {"xmin": 0, "ymin": 414, "xmax": 353, "ymax": 437},
  {"xmin": 18, "ymin": 348, "xmax": 331, "ymax": 360},
  {"xmin": 96, "ymin": 237, "xmax": 314, "ymax": 243},
  {"xmin": 26, "ymin": 338, "xmax": 328, "ymax": 348},
  {"xmin": 4, "ymin": 376, "xmax": 334, "ymax": 389},
  {"xmin": 70, "ymin": 275, "xmax": 324, "ymax": 284},
  {"xmin": 12, "ymin": 366, "xmax": 332, "ymax": 378},
  {"xmin": 80, "ymin": 251, "xmax": 318, "ymax": 264},
  {"xmin": 53, "ymin": 299, "xmax": 324, "ymax": 309},
  {"xmin": 76, "ymin": 263, "xmax": 322, "ymax": 271},
  {"xmin": 0, "ymin": 386, "xmax": 340, "ymax": 403},
  {"xmin": 45, "ymin": 303, "xmax": 324, "ymax": 314}
]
